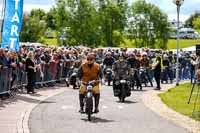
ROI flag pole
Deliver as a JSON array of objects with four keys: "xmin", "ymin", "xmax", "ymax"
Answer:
[{"xmin": 0, "ymin": 0, "xmax": 6, "ymax": 44}]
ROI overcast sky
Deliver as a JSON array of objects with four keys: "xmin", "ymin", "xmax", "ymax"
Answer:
[{"xmin": 0, "ymin": 0, "xmax": 200, "ymax": 22}]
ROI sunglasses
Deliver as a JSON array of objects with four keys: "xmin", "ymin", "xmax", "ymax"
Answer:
[{"xmin": 87, "ymin": 58, "xmax": 93, "ymax": 61}]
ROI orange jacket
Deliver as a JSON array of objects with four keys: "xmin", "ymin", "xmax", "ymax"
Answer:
[{"xmin": 81, "ymin": 62, "xmax": 100, "ymax": 82}]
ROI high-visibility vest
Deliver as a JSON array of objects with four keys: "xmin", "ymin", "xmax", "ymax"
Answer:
[{"xmin": 153, "ymin": 56, "xmax": 164, "ymax": 70}]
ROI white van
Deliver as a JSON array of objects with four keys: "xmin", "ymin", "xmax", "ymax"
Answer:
[{"xmin": 179, "ymin": 28, "xmax": 199, "ymax": 39}]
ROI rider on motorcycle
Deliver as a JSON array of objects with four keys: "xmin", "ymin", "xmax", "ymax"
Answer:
[
  {"xmin": 127, "ymin": 52, "xmax": 142, "ymax": 90},
  {"xmin": 140, "ymin": 52, "xmax": 153, "ymax": 87},
  {"xmin": 103, "ymin": 52, "xmax": 115, "ymax": 77},
  {"xmin": 103, "ymin": 52, "xmax": 115, "ymax": 67},
  {"xmin": 113, "ymin": 52, "xmax": 130, "ymax": 96},
  {"xmin": 78, "ymin": 53, "xmax": 102, "ymax": 113}
]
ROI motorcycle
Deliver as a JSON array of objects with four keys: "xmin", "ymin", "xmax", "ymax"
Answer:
[
  {"xmin": 139, "ymin": 68, "xmax": 148, "ymax": 87},
  {"xmin": 104, "ymin": 66, "xmax": 113, "ymax": 86},
  {"xmin": 139, "ymin": 67, "xmax": 153, "ymax": 87},
  {"xmin": 114, "ymin": 79, "xmax": 131, "ymax": 102},
  {"xmin": 82, "ymin": 80, "xmax": 98, "ymax": 121},
  {"xmin": 70, "ymin": 68, "xmax": 80, "ymax": 89},
  {"xmin": 129, "ymin": 68, "xmax": 136, "ymax": 90},
  {"xmin": 65, "ymin": 77, "xmax": 70, "ymax": 87}
]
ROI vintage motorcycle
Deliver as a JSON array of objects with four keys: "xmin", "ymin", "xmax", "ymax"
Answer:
[
  {"xmin": 113, "ymin": 78, "xmax": 131, "ymax": 102},
  {"xmin": 104, "ymin": 66, "xmax": 113, "ymax": 86},
  {"xmin": 82, "ymin": 80, "xmax": 98, "ymax": 121},
  {"xmin": 69, "ymin": 68, "xmax": 80, "ymax": 89}
]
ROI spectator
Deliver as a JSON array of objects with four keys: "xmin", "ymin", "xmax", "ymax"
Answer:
[{"xmin": 26, "ymin": 51, "xmax": 36, "ymax": 94}]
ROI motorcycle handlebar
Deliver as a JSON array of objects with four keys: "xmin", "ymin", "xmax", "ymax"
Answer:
[{"xmin": 81, "ymin": 80, "xmax": 99, "ymax": 85}]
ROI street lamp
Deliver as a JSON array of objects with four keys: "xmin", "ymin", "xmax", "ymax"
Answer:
[{"xmin": 173, "ymin": 0, "xmax": 184, "ymax": 86}]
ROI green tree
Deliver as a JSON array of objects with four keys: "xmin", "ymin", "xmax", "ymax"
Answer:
[
  {"xmin": 30, "ymin": 8, "xmax": 46, "ymax": 20},
  {"xmin": 127, "ymin": 0, "xmax": 170, "ymax": 49},
  {"xmin": 67, "ymin": 0, "xmax": 99, "ymax": 46},
  {"xmin": 193, "ymin": 16, "xmax": 200, "ymax": 29},
  {"xmin": 99, "ymin": 0, "xmax": 128, "ymax": 47},
  {"xmin": 46, "ymin": 8, "xmax": 57, "ymax": 29},
  {"xmin": 20, "ymin": 13, "xmax": 46, "ymax": 42},
  {"xmin": 185, "ymin": 13, "xmax": 200, "ymax": 28}
]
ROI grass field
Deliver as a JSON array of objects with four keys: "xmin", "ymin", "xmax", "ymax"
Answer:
[
  {"xmin": 42, "ymin": 38, "xmax": 200, "ymax": 49},
  {"xmin": 167, "ymin": 39, "xmax": 200, "ymax": 49},
  {"xmin": 41, "ymin": 28, "xmax": 200, "ymax": 49},
  {"xmin": 158, "ymin": 83, "xmax": 200, "ymax": 121},
  {"xmin": 121, "ymin": 39, "xmax": 200, "ymax": 50},
  {"xmin": 42, "ymin": 37, "xmax": 58, "ymax": 46}
]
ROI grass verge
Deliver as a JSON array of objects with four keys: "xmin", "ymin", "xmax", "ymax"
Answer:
[
  {"xmin": 158, "ymin": 83, "xmax": 200, "ymax": 121},
  {"xmin": 167, "ymin": 39, "xmax": 200, "ymax": 49}
]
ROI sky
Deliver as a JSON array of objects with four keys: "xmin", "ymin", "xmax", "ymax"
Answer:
[{"xmin": 0, "ymin": 0, "xmax": 200, "ymax": 22}]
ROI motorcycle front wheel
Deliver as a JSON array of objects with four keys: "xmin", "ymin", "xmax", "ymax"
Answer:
[{"xmin": 85, "ymin": 97, "xmax": 93, "ymax": 121}]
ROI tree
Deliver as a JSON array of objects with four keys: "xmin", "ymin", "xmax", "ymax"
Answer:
[
  {"xmin": 185, "ymin": 12, "xmax": 200, "ymax": 28},
  {"xmin": 46, "ymin": 8, "xmax": 57, "ymax": 29},
  {"xmin": 98, "ymin": 0, "xmax": 128, "ymax": 47},
  {"xmin": 30, "ymin": 9, "xmax": 46, "ymax": 20},
  {"xmin": 193, "ymin": 16, "xmax": 200, "ymax": 29},
  {"xmin": 20, "ymin": 13, "xmax": 46, "ymax": 42},
  {"xmin": 127, "ymin": 0, "xmax": 170, "ymax": 49}
]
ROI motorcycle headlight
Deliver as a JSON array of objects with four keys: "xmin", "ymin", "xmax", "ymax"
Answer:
[
  {"xmin": 87, "ymin": 92, "xmax": 93, "ymax": 98},
  {"xmin": 120, "ymin": 80, "xmax": 126, "ymax": 84}
]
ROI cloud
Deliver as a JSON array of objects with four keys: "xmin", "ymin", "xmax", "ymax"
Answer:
[
  {"xmin": 1, "ymin": 0, "xmax": 200, "ymax": 22},
  {"xmin": 24, "ymin": 0, "xmax": 55, "ymax": 5},
  {"xmin": 23, "ymin": 4, "xmax": 53, "ymax": 12},
  {"xmin": 129, "ymin": 0, "xmax": 200, "ymax": 21}
]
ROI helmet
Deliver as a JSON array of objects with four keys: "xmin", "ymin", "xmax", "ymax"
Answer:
[
  {"xmin": 163, "ymin": 54, "xmax": 168, "ymax": 58},
  {"xmin": 106, "ymin": 52, "xmax": 111, "ymax": 56},
  {"xmin": 118, "ymin": 52, "xmax": 124, "ymax": 57},
  {"xmin": 142, "ymin": 52, "xmax": 147, "ymax": 56},
  {"xmin": 128, "ymin": 52, "xmax": 135, "ymax": 56}
]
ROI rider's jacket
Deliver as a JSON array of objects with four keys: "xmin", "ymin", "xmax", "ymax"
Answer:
[
  {"xmin": 103, "ymin": 57, "xmax": 115, "ymax": 67},
  {"xmin": 140, "ymin": 58, "xmax": 150, "ymax": 68},
  {"xmin": 127, "ymin": 57, "xmax": 140, "ymax": 69},
  {"xmin": 78, "ymin": 62, "xmax": 101, "ymax": 82},
  {"xmin": 162, "ymin": 58, "xmax": 170, "ymax": 69},
  {"xmin": 113, "ymin": 60, "xmax": 130, "ymax": 79}
]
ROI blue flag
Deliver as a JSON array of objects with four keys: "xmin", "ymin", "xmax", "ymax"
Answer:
[{"xmin": 1, "ymin": 0, "xmax": 24, "ymax": 51}]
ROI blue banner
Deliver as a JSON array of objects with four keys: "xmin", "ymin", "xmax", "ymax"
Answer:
[{"xmin": 1, "ymin": 0, "xmax": 24, "ymax": 51}]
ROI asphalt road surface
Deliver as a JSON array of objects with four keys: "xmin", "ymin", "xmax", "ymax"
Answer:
[{"xmin": 29, "ymin": 84, "xmax": 188, "ymax": 133}]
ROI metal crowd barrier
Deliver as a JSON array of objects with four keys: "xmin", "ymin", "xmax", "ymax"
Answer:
[
  {"xmin": 0, "ymin": 67, "xmax": 10, "ymax": 95},
  {"xmin": 0, "ymin": 60, "xmax": 69, "ymax": 97}
]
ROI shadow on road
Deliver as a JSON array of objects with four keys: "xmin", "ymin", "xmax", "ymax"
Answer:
[
  {"xmin": 40, "ymin": 100, "xmax": 56, "ymax": 104},
  {"xmin": 116, "ymin": 100, "xmax": 137, "ymax": 104},
  {"xmin": 132, "ymin": 89, "xmax": 147, "ymax": 92},
  {"xmin": 81, "ymin": 117, "xmax": 115, "ymax": 123}
]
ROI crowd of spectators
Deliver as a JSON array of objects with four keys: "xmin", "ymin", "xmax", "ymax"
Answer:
[{"xmin": 0, "ymin": 45, "xmax": 198, "ymax": 100}]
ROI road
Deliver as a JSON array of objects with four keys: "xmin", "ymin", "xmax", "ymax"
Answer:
[{"xmin": 29, "ymin": 85, "xmax": 188, "ymax": 133}]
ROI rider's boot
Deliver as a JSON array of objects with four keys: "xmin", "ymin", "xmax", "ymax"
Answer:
[
  {"xmin": 94, "ymin": 94, "xmax": 100, "ymax": 113},
  {"xmin": 150, "ymin": 81, "xmax": 153, "ymax": 87},
  {"xmin": 79, "ymin": 94, "xmax": 85, "ymax": 113}
]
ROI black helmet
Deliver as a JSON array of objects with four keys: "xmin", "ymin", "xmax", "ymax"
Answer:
[{"xmin": 118, "ymin": 52, "xmax": 124, "ymax": 57}]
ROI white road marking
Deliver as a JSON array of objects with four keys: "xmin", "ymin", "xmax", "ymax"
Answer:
[
  {"xmin": 102, "ymin": 105, "xmax": 108, "ymax": 109},
  {"xmin": 61, "ymin": 105, "xmax": 74, "ymax": 110},
  {"xmin": 118, "ymin": 105, "xmax": 124, "ymax": 109}
]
